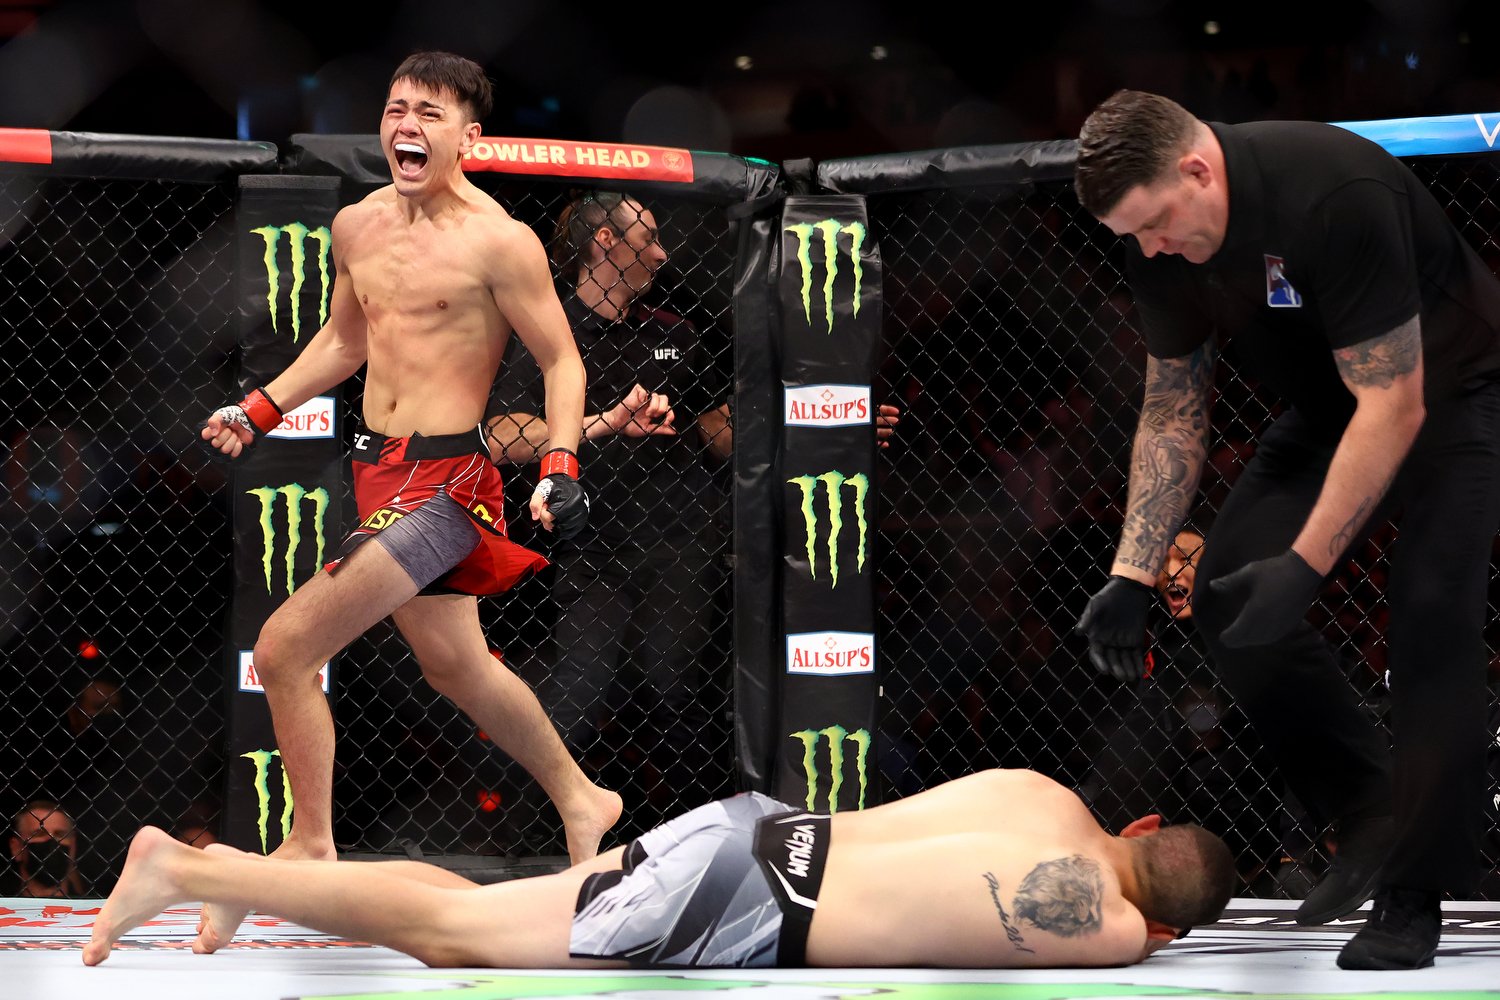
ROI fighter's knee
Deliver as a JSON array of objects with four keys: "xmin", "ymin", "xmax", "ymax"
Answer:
[
  {"xmin": 418, "ymin": 655, "xmax": 478, "ymax": 699},
  {"xmin": 251, "ymin": 631, "xmax": 316, "ymax": 687}
]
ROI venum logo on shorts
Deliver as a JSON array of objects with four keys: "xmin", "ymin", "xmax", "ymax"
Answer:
[
  {"xmin": 250, "ymin": 222, "xmax": 332, "ymax": 342},
  {"xmin": 246, "ymin": 484, "xmax": 329, "ymax": 595},
  {"xmin": 784, "ymin": 219, "xmax": 867, "ymax": 332},
  {"xmin": 787, "ymin": 471, "xmax": 868, "ymax": 587},
  {"xmin": 790, "ymin": 725, "xmax": 871, "ymax": 812},
  {"xmin": 241, "ymin": 748, "xmax": 292, "ymax": 854}
]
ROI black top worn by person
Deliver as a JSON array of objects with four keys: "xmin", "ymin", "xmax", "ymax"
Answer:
[
  {"xmin": 493, "ymin": 294, "xmax": 727, "ymax": 551},
  {"xmin": 1125, "ymin": 120, "xmax": 1500, "ymax": 957},
  {"xmin": 489, "ymin": 292, "xmax": 729, "ymax": 793}
]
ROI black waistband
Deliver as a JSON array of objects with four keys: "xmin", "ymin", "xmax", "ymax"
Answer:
[
  {"xmin": 751, "ymin": 810, "xmax": 831, "ymax": 966},
  {"xmin": 351, "ymin": 425, "xmax": 487, "ymax": 464}
]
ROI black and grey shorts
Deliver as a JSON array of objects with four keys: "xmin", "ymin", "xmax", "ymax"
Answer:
[{"xmin": 569, "ymin": 791, "xmax": 830, "ymax": 968}]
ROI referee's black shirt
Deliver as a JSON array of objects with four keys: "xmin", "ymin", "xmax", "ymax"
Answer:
[{"xmin": 1127, "ymin": 120, "xmax": 1500, "ymax": 435}]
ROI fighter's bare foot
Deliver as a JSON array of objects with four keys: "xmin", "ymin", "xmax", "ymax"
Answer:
[
  {"xmin": 193, "ymin": 838, "xmax": 334, "ymax": 954},
  {"xmin": 563, "ymin": 786, "xmax": 623, "ymax": 865},
  {"xmin": 83, "ymin": 827, "xmax": 184, "ymax": 966}
]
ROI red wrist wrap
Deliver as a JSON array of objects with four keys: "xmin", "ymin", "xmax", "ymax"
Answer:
[
  {"xmin": 541, "ymin": 448, "xmax": 579, "ymax": 479},
  {"xmin": 241, "ymin": 388, "xmax": 284, "ymax": 434}
]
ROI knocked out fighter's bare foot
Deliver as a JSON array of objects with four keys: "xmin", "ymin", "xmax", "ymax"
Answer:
[
  {"xmin": 83, "ymin": 827, "xmax": 185, "ymax": 966},
  {"xmin": 194, "ymin": 838, "xmax": 333, "ymax": 954},
  {"xmin": 563, "ymin": 786, "xmax": 623, "ymax": 865}
]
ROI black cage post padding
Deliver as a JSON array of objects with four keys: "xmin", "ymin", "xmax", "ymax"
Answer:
[
  {"xmin": 774, "ymin": 195, "xmax": 883, "ymax": 813},
  {"xmin": 221, "ymin": 176, "xmax": 346, "ymax": 855}
]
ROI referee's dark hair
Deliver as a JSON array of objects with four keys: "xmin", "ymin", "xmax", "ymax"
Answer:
[{"xmin": 1075, "ymin": 90, "xmax": 1201, "ymax": 218}]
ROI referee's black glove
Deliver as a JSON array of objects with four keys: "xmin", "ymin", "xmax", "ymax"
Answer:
[
  {"xmin": 1209, "ymin": 549, "xmax": 1322, "ymax": 648},
  {"xmin": 1076, "ymin": 576, "xmax": 1155, "ymax": 681}
]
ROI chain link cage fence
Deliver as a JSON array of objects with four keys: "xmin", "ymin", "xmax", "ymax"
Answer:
[
  {"xmin": 1, "ymin": 171, "xmax": 241, "ymax": 895},
  {"xmin": 5, "ymin": 138, "xmax": 1499, "ymax": 901},
  {"xmin": 867, "ymin": 154, "xmax": 1500, "ymax": 900}
]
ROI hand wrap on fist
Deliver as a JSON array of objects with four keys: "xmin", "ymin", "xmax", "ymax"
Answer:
[
  {"xmin": 202, "ymin": 387, "xmax": 283, "ymax": 461},
  {"xmin": 534, "ymin": 448, "xmax": 589, "ymax": 541}
]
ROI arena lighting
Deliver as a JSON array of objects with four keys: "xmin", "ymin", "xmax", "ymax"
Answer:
[
  {"xmin": 1204, "ymin": 20, "xmax": 1221, "ymax": 35},
  {"xmin": 734, "ymin": 54, "xmax": 752, "ymax": 70},
  {"xmin": 77, "ymin": 639, "xmax": 100, "ymax": 660},
  {"xmin": 870, "ymin": 45, "xmax": 888, "ymax": 60}
]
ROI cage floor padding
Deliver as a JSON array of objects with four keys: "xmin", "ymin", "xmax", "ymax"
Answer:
[{"xmin": 5, "ymin": 897, "xmax": 1499, "ymax": 998}]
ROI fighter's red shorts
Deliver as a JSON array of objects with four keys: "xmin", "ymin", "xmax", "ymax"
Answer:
[{"xmin": 327, "ymin": 425, "xmax": 548, "ymax": 596}]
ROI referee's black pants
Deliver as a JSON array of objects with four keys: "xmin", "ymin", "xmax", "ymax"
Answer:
[{"xmin": 1192, "ymin": 382, "xmax": 1500, "ymax": 893}]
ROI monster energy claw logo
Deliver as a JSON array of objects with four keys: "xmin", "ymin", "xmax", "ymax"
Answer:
[
  {"xmin": 251, "ymin": 221, "xmax": 332, "ymax": 343},
  {"xmin": 791, "ymin": 725, "xmax": 870, "ymax": 812},
  {"xmin": 247, "ymin": 484, "xmax": 329, "ymax": 595},
  {"xmin": 785, "ymin": 218, "xmax": 865, "ymax": 332},
  {"xmin": 242, "ymin": 749, "xmax": 293, "ymax": 854},
  {"xmin": 788, "ymin": 471, "xmax": 868, "ymax": 587}
]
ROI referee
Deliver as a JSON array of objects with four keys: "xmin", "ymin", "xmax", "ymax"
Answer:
[{"xmin": 1073, "ymin": 90, "xmax": 1500, "ymax": 970}]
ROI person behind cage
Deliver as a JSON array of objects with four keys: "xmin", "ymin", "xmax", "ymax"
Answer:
[
  {"xmin": 9, "ymin": 799, "xmax": 85, "ymax": 898},
  {"xmin": 485, "ymin": 190, "xmax": 900, "ymax": 820},
  {"xmin": 1072, "ymin": 88, "xmax": 1500, "ymax": 970},
  {"xmin": 1079, "ymin": 529, "xmax": 1283, "ymax": 884},
  {"xmin": 193, "ymin": 50, "xmax": 621, "ymax": 951},
  {"xmin": 85, "ymin": 767, "xmax": 1234, "ymax": 970},
  {"xmin": 484, "ymin": 190, "xmax": 731, "ymax": 814}
]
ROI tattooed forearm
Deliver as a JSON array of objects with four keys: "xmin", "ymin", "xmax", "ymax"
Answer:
[
  {"xmin": 1333, "ymin": 317, "xmax": 1421, "ymax": 389},
  {"xmin": 983, "ymin": 872, "xmax": 1036, "ymax": 954},
  {"xmin": 1329, "ymin": 496, "xmax": 1372, "ymax": 557},
  {"xmin": 1117, "ymin": 343, "xmax": 1216, "ymax": 574},
  {"xmin": 1013, "ymin": 855, "xmax": 1105, "ymax": 938},
  {"xmin": 1327, "ymin": 466, "xmax": 1396, "ymax": 558}
]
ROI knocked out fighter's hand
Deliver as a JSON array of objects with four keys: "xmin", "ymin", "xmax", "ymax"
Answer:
[
  {"xmin": 200, "ymin": 388, "xmax": 283, "ymax": 461},
  {"xmin": 1209, "ymin": 549, "xmax": 1322, "ymax": 648},
  {"xmin": 1076, "ymin": 576, "xmax": 1155, "ymax": 681},
  {"xmin": 531, "ymin": 448, "xmax": 589, "ymax": 540},
  {"xmin": 603, "ymin": 383, "xmax": 676, "ymax": 438}
]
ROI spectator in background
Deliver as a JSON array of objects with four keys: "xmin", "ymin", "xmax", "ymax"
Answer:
[
  {"xmin": 486, "ymin": 190, "xmax": 733, "ymax": 819},
  {"xmin": 8, "ymin": 799, "xmax": 84, "ymax": 897},
  {"xmin": 487, "ymin": 189, "xmax": 899, "ymax": 823},
  {"xmin": 1078, "ymin": 530, "xmax": 1282, "ymax": 882}
]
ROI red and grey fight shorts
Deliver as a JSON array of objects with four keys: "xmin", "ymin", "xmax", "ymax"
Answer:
[{"xmin": 325, "ymin": 424, "xmax": 547, "ymax": 596}]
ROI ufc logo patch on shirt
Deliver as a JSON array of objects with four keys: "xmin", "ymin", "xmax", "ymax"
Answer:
[{"xmin": 1265, "ymin": 254, "xmax": 1303, "ymax": 308}]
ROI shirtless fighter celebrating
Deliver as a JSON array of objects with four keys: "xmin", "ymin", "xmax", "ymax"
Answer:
[{"xmin": 195, "ymin": 50, "xmax": 621, "ymax": 950}]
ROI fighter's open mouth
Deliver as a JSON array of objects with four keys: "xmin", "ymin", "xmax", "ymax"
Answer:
[{"xmin": 394, "ymin": 142, "xmax": 428, "ymax": 173}]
